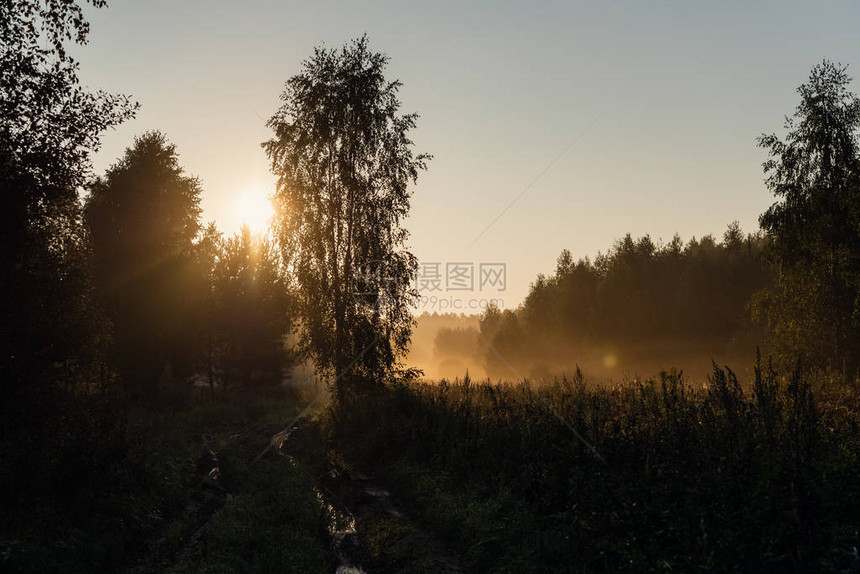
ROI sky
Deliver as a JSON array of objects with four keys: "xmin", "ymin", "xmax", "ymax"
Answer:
[{"xmin": 72, "ymin": 0, "xmax": 860, "ymax": 312}]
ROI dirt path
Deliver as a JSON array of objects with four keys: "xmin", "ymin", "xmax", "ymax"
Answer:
[
  {"xmin": 123, "ymin": 420, "xmax": 283, "ymax": 573},
  {"xmin": 282, "ymin": 424, "xmax": 466, "ymax": 573},
  {"xmin": 125, "ymin": 409, "xmax": 466, "ymax": 573}
]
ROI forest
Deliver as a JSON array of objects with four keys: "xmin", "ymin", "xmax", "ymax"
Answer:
[
  {"xmin": 3, "ymin": 1, "xmax": 860, "ymax": 573},
  {"xmin": 414, "ymin": 224, "xmax": 770, "ymax": 381}
]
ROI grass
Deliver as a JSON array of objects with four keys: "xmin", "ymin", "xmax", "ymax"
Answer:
[
  {"xmin": 187, "ymin": 446, "xmax": 333, "ymax": 573},
  {"xmin": 6, "ymin": 361, "xmax": 860, "ymax": 573},
  {"xmin": 331, "ymin": 362, "xmax": 860, "ymax": 573},
  {"xmin": 0, "ymin": 386, "xmax": 335, "ymax": 573}
]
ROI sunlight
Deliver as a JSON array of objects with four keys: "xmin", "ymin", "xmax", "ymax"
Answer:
[
  {"xmin": 236, "ymin": 185, "xmax": 274, "ymax": 233},
  {"xmin": 602, "ymin": 353, "xmax": 618, "ymax": 369}
]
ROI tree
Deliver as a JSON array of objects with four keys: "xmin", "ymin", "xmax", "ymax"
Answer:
[
  {"xmin": 0, "ymin": 0, "xmax": 136, "ymax": 391},
  {"xmin": 756, "ymin": 61, "xmax": 860, "ymax": 379},
  {"xmin": 263, "ymin": 36, "xmax": 429, "ymax": 403},
  {"xmin": 85, "ymin": 132, "xmax": 204, "ymax": 395},
  {"xmin": 211, "ymin": 226, "xmax": 292, "ymax": 391},
  {"xmin": 196, "ymin": 221, "xmax": 223, "ymax": 391},
  {"xmin": 476, "ymin": 226, "xmax": 769, "ymax": 379}
]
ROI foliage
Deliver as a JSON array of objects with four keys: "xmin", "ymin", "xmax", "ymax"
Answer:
[
  {"xmin": 0, "ymin": 4, "xmax": 141, "ymax": 566},
  {"xmin": 1, "ymin": 393, "xmax": 191, "ymax": 572},
  {"xmin": 475, "ymin": 224, "xmax": 770, "ymax": 378},
  {"xmin": 85, "ymin": 131, "xmax": 206, "ymax": 396},
  {"xmin": 263, "ymin": 35, "xmax": 430, "ymax": 402},
  {"xmin": 756, "ymin": 60, "xmax": 860, "ymax": 378},
  {"xmin": 210, "ymin": 226, "xmax": 293, "ymax": 390},
  {"xmin": 0, "ymin": 387, "xmax": 329, "ymax": 573},
  {"xmin": 189, "ymin": 454, "xmax": 334, "ymax": 573},
  {"xmin": 0, "ymin": 0, "xmax": 136, "ymax": 392},
  {"xmin": 6, "ymin": 10, "xmax": 860, "ymax": 572}
]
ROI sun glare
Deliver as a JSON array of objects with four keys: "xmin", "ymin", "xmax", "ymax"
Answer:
[{"xmin": 236, "ymin": 186, "xmax": 274, "ymax": 233}]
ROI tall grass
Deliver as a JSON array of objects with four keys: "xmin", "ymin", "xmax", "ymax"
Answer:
[
  {"xmin": 336, "ymin": 362, "xmax": 860, "ymax": 572},
  {"xmin": 0, "ymin": 386, "xmax": 328, "ymax": 573}
]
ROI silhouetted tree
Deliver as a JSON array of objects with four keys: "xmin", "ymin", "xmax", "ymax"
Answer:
[
  {"xmin": 0, "ymin": 0, "xmax": 136, "ymax": 392},
  {"xmin": 196, "ymin": 221, "xmax": 223, "ymax": 391},
  {"xmin": 263, "ymin": 36, "xmax": 430, "ymax": 403},
  {"xmin": 0, "ymin": 0, "xmax": 137, "ymax": 530},
  {"xmin": 756, "ymin": 61, "xmax": 860, "ymax": 379},
  {"xmin": 211, "ymin": 226, "xmax": 292, "ymax": 390},
  {"xmin": 86, "ymin": 132, "xmax": 203, "ymax": 396}
]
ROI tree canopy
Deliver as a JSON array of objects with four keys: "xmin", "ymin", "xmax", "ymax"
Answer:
[
  {"xmin": 210, "ymin": 226, "xmax": 293, "ymax": 390},
  {"xmin": 0, "ymin": 0, "xmax": 136, "ymax": 391},
  {"xmin": 264, "ymin": 36, "xmax": 429, "ymax": 402},
  {"xmin": 756, "ymin": 60, "xmax": 860, "ymax": 378},
  {"xmin": 85, "ymin": 132, "xmax": 205, "ymax": 394},
  {"xmin": 472, "ymin": 226, "xmax": 769, "ymax": 379}
]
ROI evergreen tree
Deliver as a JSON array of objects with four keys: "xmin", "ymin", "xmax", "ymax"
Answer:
[{"xmin": 86, "ymin": 132, "xmax": 204, "ymax": 395}]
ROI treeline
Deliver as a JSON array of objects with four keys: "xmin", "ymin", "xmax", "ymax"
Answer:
[
  {"xmin": 4, "ymin": 0, "xmax": 860, "ymax": 566},
  {"xmin": 407, "ymin": 312, "xmax": 483, "ymax": 378},
  {"xmin": 430, "ymin": 60, "xmax": 860, "ymax": 382},
  {"xmin": 475, "ymin": 225, "xmax": 771, "ymax": 378},
  {"xmin": 1, "ymin": 126, "xmax": 298, "ymax": 564},
  {"xmin": 1, "ymin": 9, "xmax": 293, "ymax": 406},
  {"xmin": 85, "ymin": 132, "xmax": 292, "ymax": 398}
]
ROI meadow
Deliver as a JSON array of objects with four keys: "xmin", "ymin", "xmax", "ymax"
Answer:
[{"xmin": 328, "ymin": 363, "xmax": 860, "ymax": 572}]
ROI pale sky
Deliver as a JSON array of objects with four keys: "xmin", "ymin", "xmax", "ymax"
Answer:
[{"xmin": 73, "ymin": 0, "xmax": 860, "ymax": 311}]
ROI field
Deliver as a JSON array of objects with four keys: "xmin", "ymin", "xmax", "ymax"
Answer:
[
  {"xmin": 4, "ymin": 362, "xmax": 860, "ymax": 572},
  {"xmin": 328, "ymin": 363, "xmax": 860, "ymax": 572}
]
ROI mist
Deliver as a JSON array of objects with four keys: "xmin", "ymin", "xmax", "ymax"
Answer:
[{"xmin": 409, "ymin": 223, "xmax": 770, "ymax": 383}]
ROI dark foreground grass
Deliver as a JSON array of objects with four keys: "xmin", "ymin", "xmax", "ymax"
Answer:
[
  {"xmin": 186, "ymin": 443, "xmax": 333, "ymax": 573},
  {"xmin": 0, "ymin": 387, "xmax": 334, "ymax": 573},
  {"xmin": 333, "ymin": 363, "xmax": 860, "ymax": 573}
]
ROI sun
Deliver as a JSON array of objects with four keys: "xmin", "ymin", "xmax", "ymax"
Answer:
[{"xmin": 236, "ymin": 186, "xmax": 275, "ymax": 233}]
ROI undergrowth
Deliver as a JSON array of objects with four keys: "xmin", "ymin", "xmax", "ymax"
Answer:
[{"xmin": 333, "ymin": 360, "xmax": 860, "ymax": 573}]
